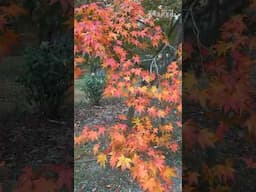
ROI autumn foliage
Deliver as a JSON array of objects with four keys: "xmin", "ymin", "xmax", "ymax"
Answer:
[
  {"xmin": 0, "ymin": 1, "xmax": 73, "ymax": 191},
  {"xmin": 74, "ymin": 1, "xmax": 181, "ymax": 191},
  {"xmin": 183, "ymin": 1, "xmax": 256, "ymax": 191},
  {"xmin": 13, "ymin": 164, "xmax": 72, "ymax": 192}
]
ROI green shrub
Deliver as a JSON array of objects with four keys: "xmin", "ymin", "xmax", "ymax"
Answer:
[
  {"xmin": 18, "ymin": 40, "xmax": 73, "ymax": 117},
  {"xmin": 82, "ymin": 70, "xmax": 106, "ymax": 105}
]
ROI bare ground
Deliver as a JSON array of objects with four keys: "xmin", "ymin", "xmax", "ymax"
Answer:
[
  {"xmin": 74, "ymin": 94, "xmax": 182, "ymax": 192},
  {"xmin": 74, "ymin": 98, "xmax": 143, "ymax": 192}
]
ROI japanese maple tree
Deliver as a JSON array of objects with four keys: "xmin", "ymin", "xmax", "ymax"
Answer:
[
  {"xmin": 183, "ymin": 1, "xmax": 256, "ymax": 191},
  {"xmin": 74, "ymin": 1, "xmax": 181, "ymax": 191}
]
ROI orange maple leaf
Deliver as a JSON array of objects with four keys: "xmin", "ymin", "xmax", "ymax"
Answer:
[
  {"xmin": 118, "ymin": 114, "xmax": 127, "ymax": 121},
  {"xmin": 142, "ymin": 177, "xmax": 160, "ymax": 192},
  {"xmin": 161, "ymin": 167, "xmax": 176, "ymax": 184},
  {"xmin": 93, "ymin": 144, "xmax": 100, "ymax": 155}
]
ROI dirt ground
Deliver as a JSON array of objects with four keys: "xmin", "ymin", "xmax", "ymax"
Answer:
[
  {"xmin": 74, "ymin": 98, "xmax": 142, "ymax": 192},
  {"xmin": 74, "ymin": 88, "xmax": 182, "ymax": 192}
]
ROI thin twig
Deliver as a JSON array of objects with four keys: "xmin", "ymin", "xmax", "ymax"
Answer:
[{"xmin": 190, "ymin": 8, "xmax": 204, "ymax": 72}]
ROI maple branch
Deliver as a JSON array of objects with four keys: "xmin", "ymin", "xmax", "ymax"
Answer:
[
  {"xmin": 183, "ymin": 0, "xmax": 199, "ymax": 25},
  {"xmin": 149, "ymin": 57, "xmax": 159, "ymax": 74},
  {"xmin": 146, "ymin": 44, "xmax": 176, "ymax": 75},
  {"xmin": 190, "ymin": 8, "xmax": 204, "ymax": 72},
  {"xmin": 137, "ymin": 19, "xmax": 147, "ymax": 26},
  {"xmin": 184, "ymin": 0, "xmax": 210, "ymax": 73}
]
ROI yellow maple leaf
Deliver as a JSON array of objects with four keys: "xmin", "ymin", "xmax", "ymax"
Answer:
[
  {"xmin": 162, "ymin": 167, "xmax": 177, "ymax": 183},
  {"xmin": 97, "ymin": 153, "xmax": 107, "ymax": 168},
  {"xmin": 151, "ymin": 86, "xmax": 158, "ymax": 94},
  {"xmin": 132, "ymin": 117, "xmax": 141, "ymax": 126},
  {"xmin": 116, "ymin": 155, "xmax": 132, "ymax": 171}
]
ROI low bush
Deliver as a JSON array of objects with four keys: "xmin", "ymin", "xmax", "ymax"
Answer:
[
  {"xmin": 82, "ymin": 70, "xmax": 106, "ymax": 105},
  {"xmin": 18, "ymin": 40, "xmax": 73, "ymax": 117}
]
